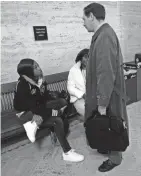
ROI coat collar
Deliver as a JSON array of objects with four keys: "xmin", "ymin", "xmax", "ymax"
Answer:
[{"xmin": 91, "ymin": 23, "xmax": 109, "ymax": 43}]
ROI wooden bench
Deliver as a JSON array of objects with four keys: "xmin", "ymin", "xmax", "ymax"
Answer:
[
  {"xmin": 1, "ymin": 69, "xmax": 140, "ymax": 145},
  {"xmin": 1, "ymin": 71, "xmax": 77, "ymax": 144}
]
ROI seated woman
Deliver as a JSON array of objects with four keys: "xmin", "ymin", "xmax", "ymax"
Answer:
[
  {"xmin": 67, "ymin": 49, "xmax": 89, "ymax": 119},
  {"xmin": 14, "ymin": 58, "xmax": 84, "ymax": 162}
]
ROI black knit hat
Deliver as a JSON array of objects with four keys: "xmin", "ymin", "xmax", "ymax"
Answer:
[{"xmin": 75, "ymin": 48, "xmax": 89, "ymax": 63}]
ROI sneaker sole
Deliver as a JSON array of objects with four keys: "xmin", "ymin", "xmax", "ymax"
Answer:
[{"xmin": 63, "ymin": 157, "xmax": 84, "ymax": 163}]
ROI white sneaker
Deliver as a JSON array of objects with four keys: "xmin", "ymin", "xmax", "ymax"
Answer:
[
  {"xmin": 63, "ymin": 149, "xmax": 84, "ymax": 162},
  {"xmin": 23, "ymin": 121, "xmax": 38, "ymax": 143}
]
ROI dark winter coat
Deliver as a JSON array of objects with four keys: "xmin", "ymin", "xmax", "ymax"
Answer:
[
  {"xmin": 14, "ymin": 76, "xmax": 52, "ymax": 117},
  {"xmin": 85, "ymin": 23, "xmax": 129, "ymax": 131}
]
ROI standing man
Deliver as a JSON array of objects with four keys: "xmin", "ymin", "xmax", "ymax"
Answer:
[{"xmin": 83, "ymin": 2, "xmax": 129, "ymax": 172}]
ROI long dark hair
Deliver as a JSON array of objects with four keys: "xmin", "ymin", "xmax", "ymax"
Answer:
[
  {"xmin": 75, "ymin": 48, "xmax": 89, "ymax": 63},
  {"xmin": 17, "ymin": 58, "xmax": 43, "ymax": 82},
  {"xmin": 75, "ymin": 49, "xmax": 89, "ymax": 70}
]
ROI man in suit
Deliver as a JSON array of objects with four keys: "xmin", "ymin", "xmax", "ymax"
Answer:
[{"xmin": 83, "ymin": 2, "xmax": 129, "ymax": 172}]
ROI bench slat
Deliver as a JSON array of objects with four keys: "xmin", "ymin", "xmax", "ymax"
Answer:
[{"xmin": 1, "ymin": 71, "xmax": 69, "ymax": 93}]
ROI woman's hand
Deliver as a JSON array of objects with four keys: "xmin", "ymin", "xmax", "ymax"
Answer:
[{"xmin": 32, "ymin": 114, "xmax": 43, "ymax": 126}]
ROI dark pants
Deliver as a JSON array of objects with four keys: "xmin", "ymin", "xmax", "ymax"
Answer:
[
  {"xmin": 41, "ymin": 116, "xmax": 71, "ymax": 153},
  {"xmin": 18, "ymin": 98, "xmax": 71, "ymax": 153}
]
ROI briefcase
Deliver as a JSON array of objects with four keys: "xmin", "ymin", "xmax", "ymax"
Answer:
[{"xmin": 85, "ymin": 111, "xmax": 129, "ymax": 151}]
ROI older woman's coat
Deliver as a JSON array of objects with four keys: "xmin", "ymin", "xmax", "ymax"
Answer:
[
  {"xmin": 85, "ymin": 23, "xmax": 129, "ymax": 131},
  {"xmin": 67, "ymin": 61, "xmax": 86, "ymax": 103}
]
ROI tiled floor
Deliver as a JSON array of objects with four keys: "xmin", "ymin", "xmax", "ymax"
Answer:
[{"xmin": 1, "ymin": 101, "xmax": 141, "ymax": 176}]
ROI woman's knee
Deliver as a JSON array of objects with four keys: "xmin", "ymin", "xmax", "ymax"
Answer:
[
  {"xmin": 53, "ymin": 117, "xmax": 64, "ymax": 127},
  {"xmin": 58, "ymin": 98, "xmax": 68, "ymax": 107},
  {"xmin": 74, "ymin": 100, "xmax": 85, "ymax": 116}
]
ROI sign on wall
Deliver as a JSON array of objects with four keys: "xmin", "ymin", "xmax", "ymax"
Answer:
[{"xmin": 33, "ymin": 26, "xmax": 48, "ymax": 41}]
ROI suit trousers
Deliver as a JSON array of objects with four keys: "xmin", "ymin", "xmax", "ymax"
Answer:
[{"xmin": 108, "ymin": 151, "xmax": 122, "ymax": 165}]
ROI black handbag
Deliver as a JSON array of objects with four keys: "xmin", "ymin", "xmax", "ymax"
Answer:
[
  {"xmin": 48, "ymin": 90, "xmax": 70, "ymax": 102},
  {"xmin": 85, "ymin": 111, "xmax": 129, "ymax": 151},
  {"xmin": 48, "ymin": 91, "xmax": 60, "ymax": 100}
]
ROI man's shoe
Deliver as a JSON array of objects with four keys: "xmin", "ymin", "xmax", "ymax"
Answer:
[
  {"xmin": 97, "ymin": 149, "xmax": 109, "ymax": 154},
  {"xmin": 98, "ymin": 159, "xmax": 119, "ymax": 172},
  {"xmin": 63, "ymin": 149, "xmax": 84, "ymax": 162},
  {"xmin": 23, "ymin": 121, "xmax": 38, "ymax": 143}
]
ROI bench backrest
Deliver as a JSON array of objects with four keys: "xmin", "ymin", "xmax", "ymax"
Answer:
[{"xmin": 1, "ymin": 71, "xmax": 69, "ymax": 112}]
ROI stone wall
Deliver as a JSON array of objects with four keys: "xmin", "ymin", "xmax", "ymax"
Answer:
[
  {"xmin": 119, "ymin": 1, "xmax": 141, "ymax": 62},
  {"xmin": 1, "ymin": 1, "xmax": 141, "ymax": 84}
]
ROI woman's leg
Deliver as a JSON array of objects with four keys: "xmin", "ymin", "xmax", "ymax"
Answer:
[
  {"xmin": 74, "ymin": 98, "xmax": 85, "ymax": 120},
  {"xmin": 16, "ymin": 111, "xmax": 33, "ymax": 125},
  {"xmin": 16, "ymin": 111, "xmax": 39, "ymax": 143},
  {"xmin": 45, "ymin": 98, "xmax": 69, "ymax": 135},
  {"xmin": 46, "ymin": 98, "xmax": 68, "ymax": 110},
  {"xmin": 42, "ymin": 116, "xmax": 71, "ymax": 153},
  {"xmin": 42, "ymin": 116, "xmax": 84, "ymax": 162}
]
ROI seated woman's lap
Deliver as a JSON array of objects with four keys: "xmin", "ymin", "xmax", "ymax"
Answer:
[
  {"xmin": 40, "ymin": 98, "xmax": 68, "ymax": 131},
  {"xmin": 35, "ymin": 98, "xmax": 67, "ymax": 121},
  {"xmin": 46, "ymin": 98, "xmax": 68, "ymax": 110},
  {"xmin": 18, "ymin": 98, "xmax": 68, "ymax": 128},
  {"xmin": 41, "ymin": 116, "xmax": 63, "ymax": 128}
]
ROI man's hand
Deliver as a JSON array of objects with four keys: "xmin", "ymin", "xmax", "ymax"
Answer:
[
  {"xmin": 98, "ymin": 106, "xmax": 106, "ymax": 115},
  {"xmin": 82, "ymin": 93, "xmax": 86, "ymax": 99}
]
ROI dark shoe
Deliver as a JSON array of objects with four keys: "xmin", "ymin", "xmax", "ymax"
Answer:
[
  {"xmin": 98, "ymin": 159, "xmax": 119, "ymax": 172},
  {"xmin": 97, "ymin": 149, "xmax": 109, "ymax": 154}
]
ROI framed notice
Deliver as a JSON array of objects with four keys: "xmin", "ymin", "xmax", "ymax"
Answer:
[{"xmin": 33, "ymin": 26, "xmax": 48, "ymax": 41}]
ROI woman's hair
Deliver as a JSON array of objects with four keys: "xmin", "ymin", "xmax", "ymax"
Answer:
[
  {"xmin": 75, "ymin": 48, "xmax": 89, "ymax": 63},
  {"xmin": 17, "ymin": 58, "xmax": 43, "ymax": 80}
]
